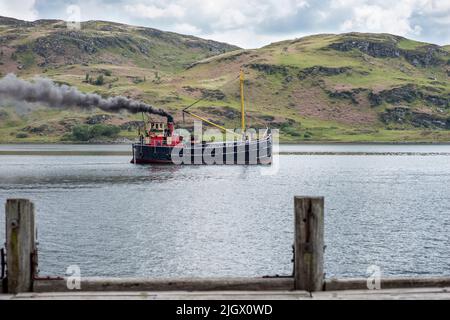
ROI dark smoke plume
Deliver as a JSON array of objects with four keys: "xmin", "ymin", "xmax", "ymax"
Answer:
[{"xmin": 0, "ymin": 74, "xmax": 173, "ymax": 121}]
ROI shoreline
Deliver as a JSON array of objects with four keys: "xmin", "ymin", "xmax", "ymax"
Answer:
[
  {"xmin": 1, "ymin": 141, "xmax": 450, "ymax": 156},
  {"xmin": 1, "ymin": 141, "xmax": 450, "ymax": 145},
  {"xmin": 1, "ymin": 151, "xmax": 450, "ymax": 156}
]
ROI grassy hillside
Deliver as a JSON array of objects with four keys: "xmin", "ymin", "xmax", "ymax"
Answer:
[
  {"xmin": 178, "ymin": 33, "xmax": 450, "ymax": 142},
  {"xmin": 1, "ymin": 16, "xmax": 449, "ymax": 143}
]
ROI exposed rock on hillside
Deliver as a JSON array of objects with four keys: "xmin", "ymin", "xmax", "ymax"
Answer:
[
  {"xmin": 369, "ymin": 84, "xmax": 418, "ymax": 106},
  {"xmin": 0, "ymin": 109, "xmax": 8, "ymax": 120},
  {"xmin": 247, "ymin": 63, "xmax": 290, "ymax": 76},
  {"xmin": 0, "ymin": 17, "xmax": 239, "ymax": 70},
  {"xmin": 30, "ymin": 31, "xmax": 151, "ymax": 66},
  {"xmin": 369, "ymin": 85, "xmax": 450, "ymax": 107},
  {"xmin": 327, "ymin": 88, "xmax": 367, "ymax": 104},
  {"xmin": 329, "ymin": 39, "xmax": 448, "ymax": 67},
  {"xmin": 58, "ymin": 118, "xmax": 80, "ymax": 131},
  {"xmin": 257, "ymin": 114, "xmax": 275, "ymax": 122},
  {"xmin": 381, "ymin": 106, "xmax": 450, "ymax": 129},
  {"xmin": 22, "ymin": 124, "xmax": 56, "ymax": 135},
  {"xmin": 298, "ymin": 66, "xmax": 352, "ymax": 79},
  {"xmin": 85, "ymin": 114, "xmax": 112, "ymax": 124},
  {"xmin": 0, "ymin": 16, "xmax": 33, "ymax": 27},
  {"xmin": 137, "ymin": 28, "xmax": 237, "ymax": 54},
  {"xmin": 120, "ymin": 121, "xmax": 145, "ymax": 130},
  {"xmin": 199, "ymin": 106, "xmax": 239, "ymax": 119},
  {"xmin": 216, "ymin": 51, "xmax": 251, "ymax": 63},
  {"xmin": 183, "ymin": 86, "xmax": 226, "ymax": 101}
]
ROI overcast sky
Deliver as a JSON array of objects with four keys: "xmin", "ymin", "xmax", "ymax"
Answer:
[{"xmin": 0, "ymin": 0, "xmax": 449, "ymax": 48}]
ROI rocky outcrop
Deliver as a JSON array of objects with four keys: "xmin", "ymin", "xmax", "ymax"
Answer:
[
  {"xmin": 247, "ymin": 63, "xmax": 290, "ymax": 76},
  {"xmin": 257, "ymin": 114, "xmax": 275, "ymax": 122},
  {"xmin": 381, "ymin": 106, "xmax": 450, "ymax": 129},
  {"xmin": 183, "ymin": 86, "xmax": 225, "ymax": 100},
  {"xmin": 9, "ymin": 21, "xmax": 239, "ymax": 68},
  {"xmin": 187, "ymin": 51, "xmax": 250, "ymax": 69},
  {"xmin": 0, "ymin": 16, "xmax": 33, "ymax": 27},
  {"xmin": 298, "ymin": 66, "xmax": 352, "ymax": 79},
  {"xmin": 85, "ymin": 114, "xmax": 112, "ymax": 125},
  {"xmin": 369, "ymin": 84, "xmax": 450, "ymax": 108},
  {"xmin": 58, "ymin": 118, "xmax": 80, "ymax": 131},
  {"xmin": 401, "ymin": 47, "xmax": 445, "ymax": 67},
  {"xmin": 380, "ymin": 106, "xmax": 410, "ymax": 123},
  {"xmin": 31, "ymin": 31, "xmax": 144, "ymax": 65},
  {"xmin": 138, "ymin": 28, "xmax": 238, "ymax": 54},
  {"xmin": 327, "ymin": 88, "xmax": 367, "ymax": 104},
  {"xmin": 201, "ymin": 89, "xmax": 226, "ymax": 101},
  {"xmin": 0, "ymin": 34, "xmax": 18, "ymax": 43},
  {"xmin": 270, "ymin": 118, "xmax": 297, "ymax": 129},
  {"xmin": 119, "ymin": 121, "xmax": 144, "ymax": 130},
  {"xmin": 22, "ymin": 124, "xmax": 56, "ymax": 135},
  {"xmin": 410, "ymin": 112, "xmax": 449, "ymax": 129},
  {"xmin": 249, "ymin": 63, "xmax": 355, "ymax": 84},
  {"xmin": 0, "ymin": 109, "xmax": 8, "ymax": 121},
  {"xmin": 329, "ymin": 39, "xmax": 447, "ymax": 67},
  {"xmin": 369, "ymin": 84, "xmax": 418, "ymax": 106},
  {"xmin": 424, "ymin": 95, "xmax": 450, "ymax": 107},
  {"xmin": 185, "ymin": 38, "xmax": 237, "ymax": 55},
  {"xmin": 199, "ymin": 106, "xmax": 238, "ymax": 119},
  {"xmin": 216, "ymin": 51, "xmax": 251, "ymax": 63},
  {"xmin": 329, "ymin": 40, "xmax": 401, "ymax": 58}
]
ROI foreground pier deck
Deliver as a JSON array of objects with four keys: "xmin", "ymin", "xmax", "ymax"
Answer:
[{"xmin": 2, "ymin": 287, "xmax": 449, "ymax": 300}]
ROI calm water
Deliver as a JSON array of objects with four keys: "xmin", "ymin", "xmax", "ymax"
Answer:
[
  {"xmin": 2, "ymin": 143, "xmax": 450, "ymax": 154},
  {"xmin": 0, "ymin": 144, "xmax": 449, "ymax": 279}
]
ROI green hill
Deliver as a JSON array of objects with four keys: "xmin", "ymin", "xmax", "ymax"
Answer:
[{"xmin": 0, "ymin": 16, "xmax": 449, "ymax": 143}]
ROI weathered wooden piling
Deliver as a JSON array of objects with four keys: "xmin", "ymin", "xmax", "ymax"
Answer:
[
  {"xmin": 5, "ymin": 199, "xmax": 36, "ymax": 294},
  {"xmin": 294, "ymin": 196, "xmax": 324, "ymax": 291}
]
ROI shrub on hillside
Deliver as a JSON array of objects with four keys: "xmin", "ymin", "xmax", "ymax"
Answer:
[
  {"xmin": 16, "ymin": 133, "xmax": 29, "ymax": 139},
  {"xmin": 68, "ymin": 124, "xmax": 120, "ymax": 141},
  {"xmin": 94, "ymin": 74, "xmax": 105, "ymax": 86}
]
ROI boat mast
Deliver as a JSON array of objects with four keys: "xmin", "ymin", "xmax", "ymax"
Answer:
[
  {"xmin": 181, "ymin": 71, "xmax": 246, "ymax": 139},
  {"xmin": 183, "ymin": 109, "xmax": 240, "ymax": 136},
  {"xmin": 240, "ymin": 69, "xmax": 246, "ymax": 133}
]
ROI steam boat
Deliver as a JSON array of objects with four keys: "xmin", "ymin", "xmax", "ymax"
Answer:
[{"xmin": 131, "ymin": 71, "xmax": 272, "ymax": 165}]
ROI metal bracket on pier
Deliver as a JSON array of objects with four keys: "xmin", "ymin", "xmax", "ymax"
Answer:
[
  {"xmin": 262, "ymin": 274, "xmax": 292, "ymax": 278},
  {"xmin": 0, "ymin": 248, "xmax": 5, "ymax": 280}
]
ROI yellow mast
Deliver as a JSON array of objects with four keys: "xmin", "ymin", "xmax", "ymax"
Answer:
[
  {"xmin": 182, "ymin": 71, "xmax": 246, "ymax": 139},
  {"xmin": 240, "ymin": 69, "xmax": 245, "ymax": 132}
]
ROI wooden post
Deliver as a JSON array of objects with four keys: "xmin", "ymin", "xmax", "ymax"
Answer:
[
  {"xmin": 294, "ymin": 196, "xmax": 324, "ymax": 291},
  {"xmin": 5, "ymin": 199, "xmax": 36, "ymax": 293}
]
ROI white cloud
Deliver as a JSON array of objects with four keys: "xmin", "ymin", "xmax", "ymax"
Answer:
[
  {"xmin": 2, "ymin": 0, "xmax": 449, "ymax": 47},
  {"xmin": 199, "ymin": 28, "xmax": 306, "ymax": 49},
  {"xmin": 119, "ymin": 0, "xmax": 449, "ymax": 46},
  {"xmin": 336, "ymin": 0, "xmax": 449, "ymax": 42},
  {"xmin": 321, "ymin": 1, "xmax": 447, "ymax": 45},
  {"xmin": 124, "ymin": 3, "xmax": 185, "ymax": 19},
  {"xmin": 124, "ymin": 0, "xmax": 311, "ymax": 31},
  {"xmin": 171, "ymin": 23, "xmax": 201, "ymax": 35},
  {"xmin": 0, "ymin": 0, "xmax": 38, "ymax": 21},
  {"xmin": 341, "ymin": 3, "xmax": 417, "ymax": 36}
]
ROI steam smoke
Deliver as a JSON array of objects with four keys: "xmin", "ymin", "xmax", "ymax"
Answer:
[{"xmin": 0, "ymin": 74, "xmax": 173, "ymax": 121}]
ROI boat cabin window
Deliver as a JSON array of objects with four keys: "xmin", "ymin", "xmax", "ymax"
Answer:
[{"xmin": 150, "ymin": 122, "xmax": 165, "ymax": 133}]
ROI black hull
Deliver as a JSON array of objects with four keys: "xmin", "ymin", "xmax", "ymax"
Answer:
[{"xmin": 131, "ymin": 136, "xmax": 272, "ymax": 165}]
